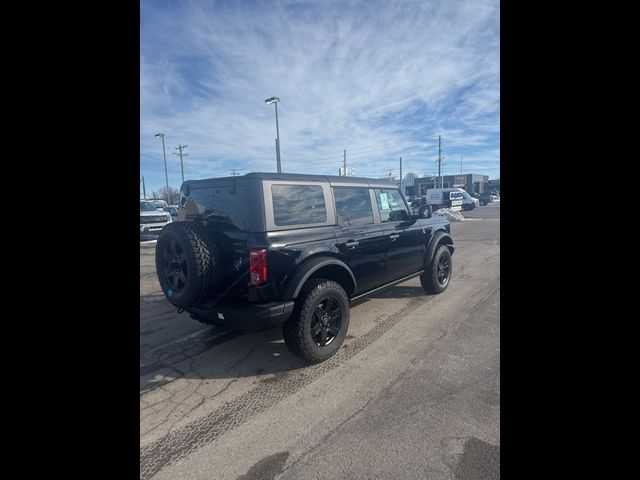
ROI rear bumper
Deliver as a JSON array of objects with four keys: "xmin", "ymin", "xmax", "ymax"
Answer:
[{"xmin": 187, "ymin": 299, "xmax": 295, "ymax": 333}]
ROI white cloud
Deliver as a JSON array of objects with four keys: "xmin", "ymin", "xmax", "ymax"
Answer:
[{"xmin": 140, "ymin": 0, "xmax": 499, "ymax": 191}]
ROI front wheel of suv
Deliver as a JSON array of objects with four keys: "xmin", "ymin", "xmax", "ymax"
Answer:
[
  {"xmin": 283, "ymin": 278, "xmax": 350, "ymax": 364},
  {"xmin": 420, "ymin": 244, "xmax": 452, "ymax": 294}
]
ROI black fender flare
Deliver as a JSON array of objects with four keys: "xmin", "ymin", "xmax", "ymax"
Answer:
[
  {"xmin": 282, "ymin": 257, "xmax": 357, "ymax": 300},
  {"xmin": 425, "ymin": 230, "xmax": 455, "ymax": 268}
]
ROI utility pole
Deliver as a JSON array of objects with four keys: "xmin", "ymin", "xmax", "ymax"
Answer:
[
  {"xmin": 460, "ymin": 154, "xmax": 463, "ymax": 176},
  {"xmin": 155, "ymin": 133, "xmax": 170, "ymax": 204},
  {"xmin": 399, "ymin": 157, "xmax": 402, "ymax": 192},
  {"xmin": 141, "ymin": 177, "xmax": 146, "ymax": 200},
  {"xmin": 174, "ymin": 145, "xmax": 188, "ymax": 184},
  {"xmin": 230, "ymin": 169, "xmax": 240, "ymax": 176}
]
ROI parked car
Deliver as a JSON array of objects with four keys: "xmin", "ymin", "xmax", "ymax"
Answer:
[
  {"xmin": 478, "ymin": 192, "xmax": 499, "ymax": 206},
  {"xmin": 155, "ymin": 173, "xmax": 455, "ymax": 363},
  {"xmin": 417, "ymin": 188, "xmax": 479, "ymax": 212},
  {"xmin": 140, "ymin": 200, "xmax": 172, "ymax": 240},
  {"xmin": 149, "ymin": 199, "xmax": 169, "ymax": 210},
  {"xmin": 163, "ymin": 205, "xmax": 179, "ymax": 222},
  {"xmin": 410, "ymin": 196, "xmax": 433, "ymax": 218}
]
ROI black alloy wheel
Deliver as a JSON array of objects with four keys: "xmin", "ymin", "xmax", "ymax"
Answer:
[
  {"xmin": 155, "ymin": 222, "xmax": 221, "ymax": 308},
  {"xmin": 161, "ymin": 240, "xmax": 188, "ymax": 293},
  {"xmin": 436, "ymin": 252, "xmax": 451, "ymax": 287},
  {"xmin": 420, "ymin": 244, "xmax": 453, "ymax": 294},
  {"xmin": 283, "ymin": 278, "xmax": 350, "ymax": 363},
  {"xmin": 309, "ymin": 296, "xmax": 342, "ymax": 346}
]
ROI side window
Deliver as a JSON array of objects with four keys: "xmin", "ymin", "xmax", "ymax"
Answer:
[
  {"xmin": 333, "ymin": 187, "xmax": 374, "ymax": 227},
  {"xmin": 374, "ymin": 188, "xmax": 409, "ymax": 223},
  {"xmin": 272, "ymin": 184, "xmax": 327, "ymax": 226}
]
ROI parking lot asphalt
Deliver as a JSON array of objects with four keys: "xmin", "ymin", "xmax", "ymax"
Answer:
[{"xmin": 140, "ymin": 204, "xmax": 500, "ymax": 479}]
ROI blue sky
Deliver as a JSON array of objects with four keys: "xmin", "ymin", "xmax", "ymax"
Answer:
[{"xmin": 140, "ymin": 0, "xmax": 499, "ymax": 194}]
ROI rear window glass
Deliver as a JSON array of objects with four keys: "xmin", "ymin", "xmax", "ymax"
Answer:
[
  {"xmin": 272, "ymin": 184, "xmax": 327, "ymax": 226},
  {"xmin": 185, "ymin": 185, "xmax": 250, "ymax": 230}
]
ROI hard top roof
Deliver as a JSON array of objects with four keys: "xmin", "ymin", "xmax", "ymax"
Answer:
[{"xmin": 184, "ymin": 172, "xmax": 397, "ymax": 188}]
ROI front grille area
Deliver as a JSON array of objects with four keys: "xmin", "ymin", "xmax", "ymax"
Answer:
[{"xmin": 140, "ymin": 215, "xmax": 168, "ymax": 224}]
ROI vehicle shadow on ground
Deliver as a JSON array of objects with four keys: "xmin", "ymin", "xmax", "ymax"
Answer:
[
  {"xmin": 140, "ymin": 296, "xmax": 308, "ymax": 389},
  {"xmin": 140, "ymin": 284, "xmax": 427, "ymax": 390}
]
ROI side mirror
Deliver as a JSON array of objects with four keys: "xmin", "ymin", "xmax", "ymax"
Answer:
[
  {"xmin": 389, "ymin": 210, "xmax": 409, "ymax": 222},
  {"xmin": 417, "ymin": 204, "xmax": 432, "ymax": 219}
]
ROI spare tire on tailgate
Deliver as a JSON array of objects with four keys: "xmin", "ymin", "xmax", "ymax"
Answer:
[{"xmin": 155, "ymin": 222, "xmax": 221, "ymax": 308}]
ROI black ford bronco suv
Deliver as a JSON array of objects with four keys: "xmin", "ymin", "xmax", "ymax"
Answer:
[{"xmin": 155, "ymin": 173, "xmax": 454, "ymax": 363}]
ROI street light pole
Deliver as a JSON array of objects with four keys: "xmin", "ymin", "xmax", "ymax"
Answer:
[
  {"xmin": 274, "ymin": 101, "xmax": 281, "ymax": 173},
  {"xmin": 155, "ymin": 133, "xmax": 169, "ymax": 203},
  {"xmin": 140, "ymin": 176, "xmax": 146, "ymax": 200},
  {"xmin": 265, "ymin": 96, "xmax": 281, "ymax": 173}
]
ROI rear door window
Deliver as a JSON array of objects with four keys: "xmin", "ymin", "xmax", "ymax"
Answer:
[
  {"xmin": 271, "ymin": 184, "xmax": 327, "ymax": 226},
  {"xmin": 333, "ymin": 187, "xmax": 374, "ymax": 226}
]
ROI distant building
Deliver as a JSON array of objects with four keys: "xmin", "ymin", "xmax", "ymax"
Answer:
[
  {"xmin": 413, "ymin": 174, "xmax": 490, "ymax": 195},
  {"xmin": 487, "ymin": 179, "xmax": 500, "ymax": 192},
  {"xmin": 399, "ymin": 173, "xmax": 416, "ymax": 195}
]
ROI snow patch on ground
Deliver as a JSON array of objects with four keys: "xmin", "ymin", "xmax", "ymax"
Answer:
[{"xmin": 433, "ymin": 208, "xmax": 466, "ymax": 221}]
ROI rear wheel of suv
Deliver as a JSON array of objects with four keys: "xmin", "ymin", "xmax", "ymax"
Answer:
[
  {"xmin": 420, "ymin": 244, "xmax": 452, "ymax": 294},
  {"xmin": 155, "ymin": 222, "xmax": 221, "ymax": 308},
  {"xmin": 283, "ymin": 278, "xmax": 350, "ymax": 364}
]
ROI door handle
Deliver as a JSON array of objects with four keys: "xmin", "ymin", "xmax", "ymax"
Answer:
[
  {"xmin": 345, "ymin": 241, "xmax": 359, "ymax": 248},
  {"xmin": 389, "ymin": 234, "xmax": 400, "ymax": 241}
]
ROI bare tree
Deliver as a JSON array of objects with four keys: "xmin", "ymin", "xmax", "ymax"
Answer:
[{"xmin": 150, "ymin": 186, "xmax": 180, "ymax": 205}]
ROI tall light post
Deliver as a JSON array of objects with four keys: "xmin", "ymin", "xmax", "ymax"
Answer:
[
  {"xmin": 140, "ymin": 176, "xmax": 146, "ymax": 200},
  {"xmin": 154, "ymin": 133, "xmax": 170, "ymax": 203},
  {"xmin": 264, "ymin": 96, "xmax": 281, "ymax": 173}
]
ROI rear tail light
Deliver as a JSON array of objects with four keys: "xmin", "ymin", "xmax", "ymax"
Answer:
[{"xmin": 249, "ymin": 249, "xmax": 268, "ymax": 285}]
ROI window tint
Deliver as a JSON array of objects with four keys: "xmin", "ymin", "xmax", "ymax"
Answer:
[
  {"xmin": 374, "ymin": 188, "xmax": 409, "ymax": 222},
  {"xmin": 272, "ymin": 184, "xmax": 327, "ymax": 226},
  {"xmin": 333, "ymin": 187, "xmax": 374, "ymax": 227},
  {"xmin": 187, "ymin": 185, "xmax": 250, "ymax": 230}
]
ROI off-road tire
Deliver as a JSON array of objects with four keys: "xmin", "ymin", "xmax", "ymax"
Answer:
[
  {"xmin": 155, "ymin": 222, "xmax": 221, "ymax": 308},
  {"xmin": 283, "ymin": 278, "xmax": 350, "ymax": 364},
  {"xmin": 420, "ymin": 244, "xmax": 452, "ymax": 294}
]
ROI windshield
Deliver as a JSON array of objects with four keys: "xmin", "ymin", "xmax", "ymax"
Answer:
[
  {"xmin": 461, "ymin": 191, "xmax": 472, "ymax": 199},
  {"xmin": 140, "ymin": 202, "xmax": 158, "ymax": 212}
]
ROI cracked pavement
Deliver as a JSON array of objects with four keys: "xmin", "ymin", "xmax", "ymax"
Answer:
[{"xmin": 140, "ymin": 204, "xmax": 500, "ymax": 479}]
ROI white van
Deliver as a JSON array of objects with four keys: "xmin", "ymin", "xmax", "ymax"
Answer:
[{"xmin": 425, "ymin": 188, "xmax": 479, "ymax": 211}]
